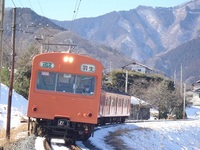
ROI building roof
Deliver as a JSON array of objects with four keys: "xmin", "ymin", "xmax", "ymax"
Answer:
[
  {"xmin": 131, "ymin": 96, "xmax": 150, "ymax": 107},
  {"xmin": 121, "ymin": 61, "xmax": 153, "ymax": 71}
]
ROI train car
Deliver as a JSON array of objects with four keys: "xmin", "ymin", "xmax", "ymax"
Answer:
[
  {"xmin": 98, "ymin": 86, "xmax": 131, "ymax": 125},
  {"xmin": 27, "ymin": 52, "xmax": 103, "ymax": 142}
]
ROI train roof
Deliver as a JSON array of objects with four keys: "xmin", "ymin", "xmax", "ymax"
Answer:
[{"xmin": 101, "ymin": 85, "xmax": 130, "ymax": 96}]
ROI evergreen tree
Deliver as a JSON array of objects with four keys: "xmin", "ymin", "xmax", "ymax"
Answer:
[
  {"xmin": 14, "ymin": 45, "xmax": 38, "ymax": 99},
  {"xmin": 1, "ymin": 67, "xmax": 10, "ymax": 86}
]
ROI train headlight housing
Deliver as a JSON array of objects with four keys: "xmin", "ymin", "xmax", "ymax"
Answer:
[{"xmin": 63, "ymin": 56, "xmax": 74, "ymax": 63}]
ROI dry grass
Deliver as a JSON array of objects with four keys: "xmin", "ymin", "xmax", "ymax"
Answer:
[{"xmin": 0, "ymin": 123, "xmax": 28, "ymax": 147}]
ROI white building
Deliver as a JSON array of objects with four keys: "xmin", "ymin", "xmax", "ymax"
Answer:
[
  {"xmin": 186, "ymin": 81, "xmax": 200, "ymax": 106},
  {"xmin": 121, "ymin": 61, "xmax": 153, "ymax": 74}
]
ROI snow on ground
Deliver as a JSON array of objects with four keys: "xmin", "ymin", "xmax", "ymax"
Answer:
[
  {"xmin": 0, "ymin": 83, "xmax": 28, "ymax": 128},
  {"xmin": 0, "ymin": 104, "xmax": 23, "ymax": 128},
  {"xmin": 34, "ymin": 106, "xmax": 200, "ymax": 150},
  {"xmin": 0, "ymin": 83, "xmax": 28, "ymax": 114},
  {"xmin": 1, "ymin": 83, "xmax": 200, "ymax": 149},
  {"xmin": 90, "ymin": 119, "xmax": 200, "ymax": 150}
]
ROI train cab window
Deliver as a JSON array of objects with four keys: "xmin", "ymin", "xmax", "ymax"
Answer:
[
  {"xmin": 36, "ymin": 71, "xmax": 56, "ymax": 91},
  {"xmin": 75, "ymin": 75, "xmax": 95, "ymax": 95},
  {"xmin": 36, "ymin": 71, "xmax": 96, "ymax": 96},
  {"xmin": 56, "ymin": 73, "xmax": 75, "ymax": 93}
]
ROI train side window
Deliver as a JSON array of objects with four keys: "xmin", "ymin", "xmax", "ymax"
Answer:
[{"xmin": 36, "ymin": 71, "xmax": 56, "ymax": 91}]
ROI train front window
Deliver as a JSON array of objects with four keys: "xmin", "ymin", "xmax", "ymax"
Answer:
[
  {"xmin": 36, "ymin": 71, "xmax": 96, "ymax": 95},
  {"xmin": 75, "ymin": 75, "xmax": 95, "ymax": 95},
  {"xmin": 57, "ymin": 73, "xmax": 75, "ymax": 93},
  {"xmin": 36, "ymin": 71, "xmax": 56, "ymax": 91}
]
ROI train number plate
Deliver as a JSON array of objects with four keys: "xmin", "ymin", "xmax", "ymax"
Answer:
[
  {"xmin": 40, "ymin": 61, "xmax": 54, "ymax": 68},
  {"xmin": 58, "ymin": 119, "xmax": 70, "ymax": 126},
  {"xmin": 81, "ymin": 64, "xmax": 95, "ymax": 73}
]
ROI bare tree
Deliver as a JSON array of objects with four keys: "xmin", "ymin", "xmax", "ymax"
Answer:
[{"xmin": 144, "ymin": 81, "xmax": 181, "ymax": 119}]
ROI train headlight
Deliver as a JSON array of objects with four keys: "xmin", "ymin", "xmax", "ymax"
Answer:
[
  {"xmin": 63, "ymin": 56, "xmax": 74, "ymax": 63},
  {"xmin": 69, "ymin": 57, "xmax": 73, "ymax": 63}
]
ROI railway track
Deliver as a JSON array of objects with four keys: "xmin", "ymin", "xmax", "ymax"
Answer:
[
  {"xmin": 43, "ymin": 138, "xmax": 82, "ymax": 150},
  {"xmin": 41, "ymin": 119, "xmax": 199, "ymax": 150},
  {"xmin": 43, "ymin": 139, "xmax": 52, "ymax": 150},
  {"xmin": 68, "ymin": 144, "xmax": 82, "ymax": 150}
]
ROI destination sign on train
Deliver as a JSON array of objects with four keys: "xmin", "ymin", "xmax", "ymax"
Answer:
[
  {"xmin": 40, "ymin": 61, "xmax": 55, "ymax": 68},
  {"xmin": 81, "ymin": 64, "xmax": 95, "ymax": 73}
]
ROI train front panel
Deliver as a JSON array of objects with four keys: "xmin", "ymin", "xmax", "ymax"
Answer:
[{"xmin": 27, "ymin": 52, "xmax": 103, "ymax": 125}]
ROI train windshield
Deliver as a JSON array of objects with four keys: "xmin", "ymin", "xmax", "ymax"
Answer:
[{"xmin": 36, "ymin": 71, "xmax": 96, "ymax": 95}]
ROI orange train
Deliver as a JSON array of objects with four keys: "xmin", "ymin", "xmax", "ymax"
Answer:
[{"xmin": 27, "ymin": 52, "xmax": 131, "ymax": 143}]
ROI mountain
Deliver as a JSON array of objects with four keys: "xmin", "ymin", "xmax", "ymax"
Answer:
[
  {"xmin": 52, "ymin": 0, "xmax": 200, "ymax": 62},
  {"xmin": 52, "ymin": 0, "xmax": 200, "ymax": 83},
  {"xmin": 3, "ymin": 8, "xmax": 131, "ymax": 70},
  {"xmin": 4, "ymin": 0, "xmax": 200, "ymax": 83},
  {"xmin": 147, "ymin": 37, "xmax": 200, "ymax": 84}
]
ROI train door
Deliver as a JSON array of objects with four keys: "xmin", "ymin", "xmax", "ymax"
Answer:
[
  {"xmin": 118, "ymin": 98, "xmax": 122, "ymax": 114},
  {"xmin": 104, "ymin": 96, "xmax": 110, "ymax": 116},
  {"xmin": 123, "ymin": 99, "xmax": 129, "ymax": 115},
  {"xmin": 115, "ymin": 96, "xmax": 118, "ymax": 115},
  {"xmin": 121, "ymin": 98, "xmax": 124, "ymax": 114},
  {"xmin": 126, "ymin": 98, "xmax": 131, "ymax": 114},
  {"xmin": 99, "ymin": 93, "xmax": 105, "ymax": 116},
  {"xmin": 108, "ymin": 96, "xmax": 112, "ymax": 115},
  {"xmin": 110, "ymin": 96, "xmax": 116, "ymax": 115}
]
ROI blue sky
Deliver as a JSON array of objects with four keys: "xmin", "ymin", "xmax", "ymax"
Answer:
[{"xmin": 6, "ymin": 0, "xmax": 190, "ymax": 21}]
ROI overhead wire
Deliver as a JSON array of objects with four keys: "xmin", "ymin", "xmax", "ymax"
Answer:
[
  {"xmin": 9, "ymin": 0, "xmax": 77, "ymax": 52},
  {"xmin": 17, "ymin": 0, "xmax": 24, "ymax": 7},
  {"xmin": 3, "ymin": 0, "xmax": 38, "ymax": 68},
  {"xmin": 72, "ymin": 0, "xmax": 81, "ymax": 21},
  {"xmin": 72, "ymin": 0, "xmax": 79, "ymax": 21},
  {"xmin": 71, "ymin": 0, "xmax": 82, "ymax": 30},
  {"xmin": 28, "ymin": 0, "xmax": 34, "ymax": 11},
  {"xmin": 11, "ymin": 0, "xmax": 17, "ymax": 8},
  {"xmin": 74, "ymin": 0, "xmax": 82, "ymax": 20},
  {"xmin": 37, "ymin": 0, "xmax": 45, "ymax": 17}
]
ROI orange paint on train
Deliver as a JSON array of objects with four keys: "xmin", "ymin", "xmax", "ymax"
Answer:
[{"xmin": 27, "ymin": 52, "xmax": 103, "ymax": 124}]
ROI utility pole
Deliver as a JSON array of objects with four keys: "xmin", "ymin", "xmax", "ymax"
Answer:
[
  {"xmin": 183, "ymin": 83, "xmax": 186, "ymax": 119},
  {"xmin": 173, "ymin": 70, "xmax": 176, "ymax": 87},
  {"xmin": 109, "ymin": 61, "xmax": 112, "ymax": 83},
  {"xmin": 125, "ymin": 70, "xmax": 128, "ymax": 93},
  {"xmin": 6, "ymin": 8, "xmax": 16, "ymax": 140},
  {"xmin": 180, "ymin": 65, "xmax": 183, "ymax": 96},
  {"xmin": 35, "ymin": 35, "xmax": 44, "ymax": 53},
  {"xmin": 0, "ymin": 0, "xmax": 5, "ymax": 102}
]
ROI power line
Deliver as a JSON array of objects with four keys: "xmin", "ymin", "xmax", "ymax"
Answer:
[
  {"xmin": 72, "ymin": 0, "xmax": 79, "ymax": 21},
  {"xmin": 72, "ymin": 0, "xmax": 82, "ymax": 20},
  {"xmin": 70, "ymin": 0, "xmax": 82, "ymax": 30},
  {"xmin": 37, "ymin": 0, "xmax": 44, "ymax": 17},
  {"xmin": 28, "ymin": 0, "xmax": 34, "ymax": 10},
  {"xmin": 74, "ymin": 0, "xmax": 82, "ymax": 20},
  {"xmin": 17, "ymin": 0, "xmax": 24, "ymax": 7},
  {"xmin": 11, "ymin": 0, "xmax": 16, "ymax": 7}
]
